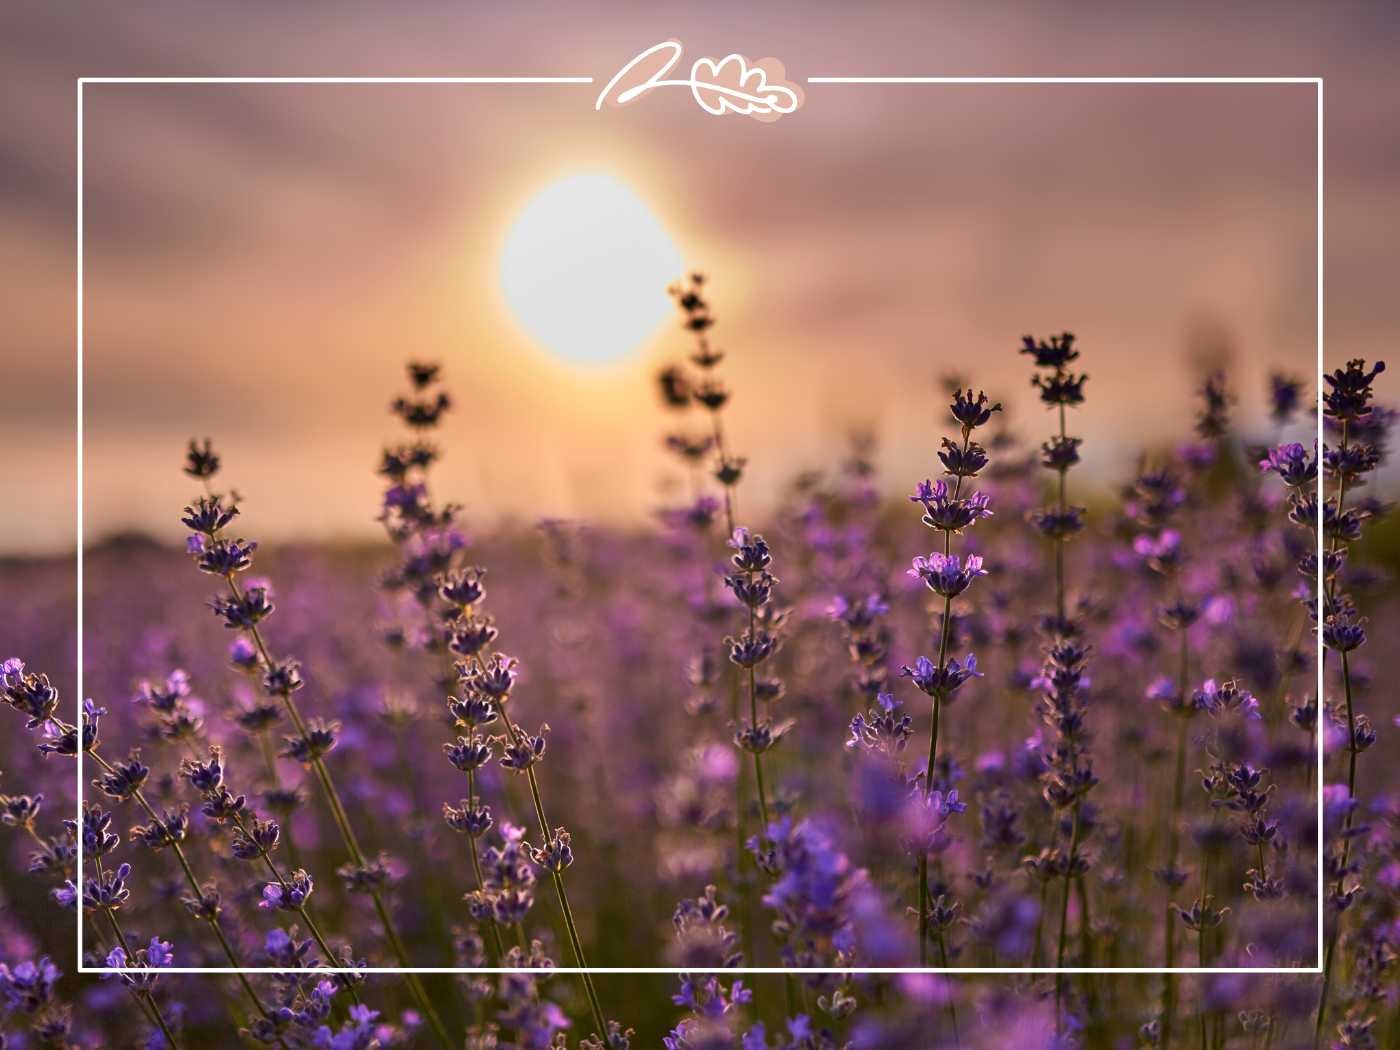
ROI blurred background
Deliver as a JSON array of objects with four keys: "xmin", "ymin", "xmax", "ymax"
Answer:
[{"xmin": 5, "ymin": 2, "xmax": 1393, "ymax": 555}]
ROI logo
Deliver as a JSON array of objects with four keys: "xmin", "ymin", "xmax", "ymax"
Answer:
[{"xmin": 596, "ymin": 40, "xmax": 803, "ymax": 122}]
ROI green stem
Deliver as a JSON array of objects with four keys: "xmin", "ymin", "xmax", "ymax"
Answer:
[
  {"xmin": 1315, "ymin": 420, "xmax": 1356, "ymax": 1048},
  {"xmin": 936, "ymin": 933, "xmax": 961, "ymax": 1048}
]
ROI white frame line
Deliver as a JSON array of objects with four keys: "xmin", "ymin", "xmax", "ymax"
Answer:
[{"xmin": 73, "ymin": 72, "xmax": 1321, "ymax": 980}]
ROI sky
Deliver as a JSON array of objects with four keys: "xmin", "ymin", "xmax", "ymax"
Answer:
[{"xmin": 2, "ymin": 1, "xmax": 1396, "ymax": 554}]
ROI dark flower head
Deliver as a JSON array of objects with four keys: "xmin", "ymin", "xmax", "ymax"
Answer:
[
  {"xmin": 1322, "ymin": 358, "xmax": 1386, "ymax": 420},
  {"xmin": 264, "ymin": 787, "xmax": 303, "ymax": 815},
  {"xmin": 184, "ymin": 438, "xmax": 220, "ymax": 479},
  {"xmin": 259, "ymin": 869, "xmax": 314, "ymax": 911},
  {"xmin": 1194, "ymin": 678, "xmax": 1260, "ymax": 720},
  {"xmin": 104, "ymin": 937, "xmax": 174, "ymax": 991},
  {"xmin": 130, "ymin": 805, "xmax": 189, "ymax": 850},
  {"xmin": 728, "ymin": 528, "xmax": 772, "ymax": 572},
  {"xmin": 908, "ymin": 551, "xmax": 987, "ymax": 598},
  {"xmin": 234, "ymin": 698, "xmax": 281, "ymax": 732},
  {"xmin": 900, "ymin": 653, "xmax": 983, "ymax": 698},
  {"xmin": 829, "ymin": 593, "xmax": 890, "ymax": 631},
  {"xmin": 527, "ymin": 827, "xmax": 575, "ymax": 873},
  {"xmin": 1020, "ymin": 332, "xmax": 1079, "ymax": 370},
  {"xmin": 180, "ymin": 881, "xmax": 223, "ymax": 920},
  {"xmin": 1323, "ymin": 614, "xmax": 1367, "ymax": 653},
  {"xmin": 181, "ymin": 494, "xmax": 238, "ymax": 536},
  {"xmin": 1323, "ymin": 442, "xmax": 1380, "ymax": 480},
  {"xmin": 0, "ymin": 792, "xmax": 42, "ymax": 829},
  {"xmin": 192, "ymin": 536, "xmax": 257, "ymax": 577},
  {"xmin": 210, "ymin": 586, "xmax": 274, "ymax": 629},
  {"xmin": 1269, "ymin": 372, "xmax": 1305, "ymax": 425},
  {"xmin": 132, "ymin": 669, "xmax": 191, "ymax": 713},
  {"xmin": 338, "ymin": 853, "xmax": 395, "ymax": 894},
  {"xmin": 443, "ymin": 800, "xmax": 494, "ymax": 838},
  {"xmin": 449, "ymin": 693, "xmax": 497, "ymax": 728},
  {"xmin": 1032, "ymin": 370, "xmax": 1088, "ymax": 407},
  {"xmin": 500, "ymin": 724, "xmax": 550, "ymax": 772},
  {"xmin": 262, "ymin": 659, "xmax": 305, "ymax": 696},
  {"xmin": 94, "ymin": 750, "xmax": 149, "ymax": 801},
  {"xmin": 229, "ymin": 637, "xmax": 261, "ymax": 672},
  {"xmin": 444, "ymin": 736, "xmax": 493, "ymax": 773},
  {"xmin": 1040, "ymin": 435, "xmax": 1082, "ymax": 473},
  {"xmin": 281, "ymin": 719, "xmax": 340, "ymax": 764},
  {"xmin": 462, "ymin": 653, "xmax": 519, "ymax": 702},
  {"xmin": 693, "ymin": 379, "xmax": 729, "ymax": 411},
  {"xmin": 438, "ymin": 566, "xmax": 487, "ymax": 608},
  {"xmin": 230, "ymin": 817, "xmax": 281, "ymax": 860},
  {"xmin": 1259, "ymin": 442, "xmax": 1318, "ymax": 488},
  {"xmin": 1195, "ymin": 371, "xmax": 1233, "ymax": 440},
  {"xmin": 938, "ymin": 437, "xmax": 990, "ymax": 478},
  {"xmin": 1158, "ymin": 598, "xmax": 1201, "ymax": 632},
  {"xmin": 200, "ymin": 786, "xmax": 248, "ymax": 823},
  {"xmin": 84, "ymin": 862, "xmax": 132, "ymax": 911},
  {"xmin": 846, "ymin": 693, "xmax": 913, "ymax": 755},
  {"xmin": 391, "ymin": 391, "xmax": 451, "ymax": 429},
  {"xmin": 2, "ymin": 659, "xmax": 60, "ymax": 728},
  {"xmin": 657, "ymin": 365, "xmax": 692, "ymax": 408},
  {"xmin": 735, "ymin": 719, "xmax": 793, "ymax": 755},
  {"xmin": 1133, "ymin": 528, "xmax": 1182, "ymax": 575},
  {"xmin": 664, "ymin": 432, "xmax": 714, "ymax": 462},
  {"xmin": 34, "ymin": 699, "xmax": 103, "ymax": 757},
  {"xmin": 0, "ymin": 956, "xmax": 61, "ymax": 1014},
  {"xmin": 67, "ymin": 802, "xmax": 117, "ymax": 857},
  {"xmin": 1174, "ymin": 894, "xmax": 1230, "ymax": 931},
  {"xmin": 949, "ymin": 388, "xmax": 1002, "ymax": 431},
  {"xmin": 180, "ymin": 745, "xmax": 225, "ymax": 793},
  {"xmin": 910, "ymin": 479, "xmax": 993, "ymax": 533},
  {"xmin": 727, "ymin": 631, "xmax": 776, "ymax": 669},
  {"xmin": 448, "ymin": 615, "xmax": 499, "ymax": 658},
  {"xmin": 407, "ymin": 360, "xmax": 441, "ymax": 389},
  {"xmin": 1029, "ymin": 506, "xmax": 1086, "ymax": 540},
  {"xmin": 714, "ymin": 455, "xmax": 746, "ymax": 487},
  {"xmin": 723, "ymin": 570, "xmax": 777, "ymax": 609}
]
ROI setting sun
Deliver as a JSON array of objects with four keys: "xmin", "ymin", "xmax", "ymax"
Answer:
[{"xmin": 499, "ymin": 173, "xmax": 683, "ymax": 366}]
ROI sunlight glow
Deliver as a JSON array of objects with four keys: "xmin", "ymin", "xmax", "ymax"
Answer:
[{"xmin": 500, "ymin": 173, "xmax": 683, "ymax": 366}]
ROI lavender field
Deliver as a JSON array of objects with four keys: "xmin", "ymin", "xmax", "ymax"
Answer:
[{"xmin": 1, "ymin": 282, "xmax": 1395, "ymax": 1048}]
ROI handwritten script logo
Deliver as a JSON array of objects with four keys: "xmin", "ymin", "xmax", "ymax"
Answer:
[{"xmin": 596, "ymin": 40, "xmax": 803, "ymax": 122}]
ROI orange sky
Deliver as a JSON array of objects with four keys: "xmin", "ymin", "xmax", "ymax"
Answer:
[{"xmin": 3, "ymin": 2, "xmax": 1394, "ymax": 553}]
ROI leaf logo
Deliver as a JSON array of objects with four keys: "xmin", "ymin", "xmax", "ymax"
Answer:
[
  {"xmin": 690, "ymin": 54, "xmax": 802, "ymax": 121},
  {"xmin": 596, "ymin": 41, "xmax": 804, "ymax": 122}
]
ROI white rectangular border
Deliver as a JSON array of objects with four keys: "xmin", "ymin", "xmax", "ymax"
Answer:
[{"xmin": 73, "ymin": 74, "xmax": 1321, "ymax": 980}]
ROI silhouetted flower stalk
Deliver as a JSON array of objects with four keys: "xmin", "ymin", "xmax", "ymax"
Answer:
[
  {"xmin": 726, "ymin": 528, "xmax": 787, "ymax": 835},
  {"xmin": 377, "ymin": 363, "xmax": 615, "ymax": 1042},
  {"xmin": 377, "ymin": 362, "xmax": 510, "ymax": 966},
  {"xmin": 1126, "ymin": 451, "xmax": 1196, "ymax": 1043},
  {"xmin": 438, "ymin": 547, "xmax": 612, "ymax": 1041},
  {"xmin": 179, "ymin": 446, "xmax": 451, "ymax": 1050},
  {"xmin": 1022, "ymin": 332, "xmax": 1093, "ymax": 1032},
  {"xmin": 902, "ymin": 383, "xmax": 1000, "ymax": 965},
  {"xmin": 670, "ymin": 273, "xmax": 743, "ymax": 535},
  {"xmin": 669, "ymin": 274, "xmax": 781, "ymax": 981},
  {"xmin": 1299, "ymin": 359, "xmax": 1387, "ymax": 1047}
]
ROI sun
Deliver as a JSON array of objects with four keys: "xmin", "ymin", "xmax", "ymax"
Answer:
[{"xmin": 500, "ymin": 173, "xmax": 684, "ymax": 366}]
